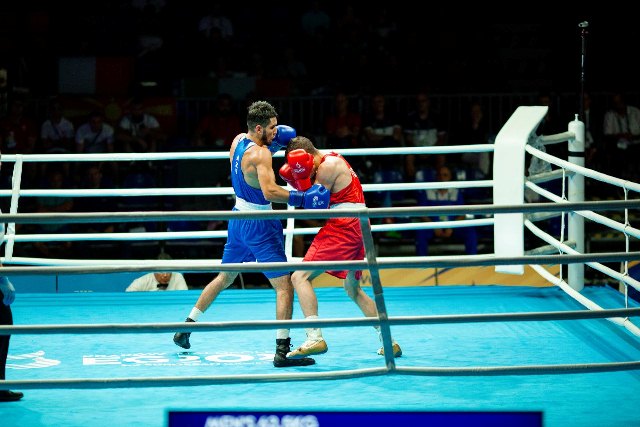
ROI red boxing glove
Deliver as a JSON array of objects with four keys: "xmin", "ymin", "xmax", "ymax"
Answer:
[
  {"xmin": 279, "ymin": 163, "xmax": 302, "ymax": 190},
  {"xmin": 287, "ymin": 149, "xmax": 314, "ymax": 191}
]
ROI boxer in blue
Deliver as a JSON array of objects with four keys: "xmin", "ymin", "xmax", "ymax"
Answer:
[{"xmin": 173, "ymin": 101, "xmax": 329, "ymax": 367}]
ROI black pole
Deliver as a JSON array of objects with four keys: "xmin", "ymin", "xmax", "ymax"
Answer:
[{"xmin": 578, "ymin": 21, "xmax": 589, "ymax": 120}]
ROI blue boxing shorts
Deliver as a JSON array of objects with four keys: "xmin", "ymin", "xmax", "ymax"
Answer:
[{"xmin": 221, "ymin": 214, "xmax": 289, "ymax": 279}]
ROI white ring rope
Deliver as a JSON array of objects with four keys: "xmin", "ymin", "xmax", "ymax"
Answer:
[
  {"xmin": 525, "ymin": 219, "xmax": 640, "ymax": 293},
  {"xmin": 0, "ymin": 144, "xmax": 495, "ymax": 164},
  {"xmin": 1, "ymin": 200, "xmax": 637, "ymax": 224},
  {"xmin": 531, "ymin": 263, "xmax": 640, "ymax": 337},
  {"xmin": 525, "ymin": 180, "xmax": 640, "ymax": 239},
  {"xmin": 527, "ymin": 143, "xmax": 640, "ymax": 193},
  {"xmin": 1, "ymin": 252, "xmax": 638, "ymax": 273},
  {"xmin": 0, "ymin": 180, "xmax": 495, "ymax": 198},
  {"xmin": 1, "ymin": 219, "xmax": 496, "ymax": 243},
  {"xmin": 524, "ymin": 136, "xmax": 639, "ymax": 329}
]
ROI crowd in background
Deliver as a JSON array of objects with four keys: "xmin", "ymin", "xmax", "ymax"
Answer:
[{"xmin": 0, "ymin": 2, "xmax": 637, "ymax": 264}]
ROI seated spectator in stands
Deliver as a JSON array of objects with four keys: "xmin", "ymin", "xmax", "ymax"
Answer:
[
  {"xmin": 448, "ymin": 100, "xmax": 493, "ymax": 203},
  {"xmin": 117, "ymin": 97, "xmax": 165, "ymax": 154},
  {"xmin": 582, "ymin": 92, "xmax": 603, "ymax": 169},
  {"xmin": 603, "ymin": 91, "xmax": 640, "ymax": 181},
  {"xmin": 40, "ymin": 98, "xmax": 75, "ymax": 154},
  {"xmin": 324, "ymin": 91, "xmax": 361, "ymax": 150},
  {"xmin": 73, "ymin": 163, "xmax": 116, "ymax": 234},
  {"xmin": 191, "ymin": 93, "xmax": 242, "ymax": 149},
  {"xmin": 39, "ymin": 98, "xmax": 75, "ymax": 183},
  {"xmin": 76, "ymin": 109, "xmax": 117, "ymax": 181},
  {"xmin": 415, "ymin": 165, "xmax": 477, "ymax": 256},
  {"xmin": 72, "ymin": 163, "xmax": 119, "ymax": 258},
  {"xmin": 361, "ymin": 94, "xmax": 404, "ymax": 236},
  {"xmin": 403, "ymin": 91, "xmax": 448, "ymax": 180},
  {"xmin": 0, "ymin": 97, "xmax": 39, "ymax": 187},
  {"xmin": 453, "ymin": 100, "xmax": 492, "ymax": 178},
  {"xmin": 125, "ymin": 253, "xmax": 188, "ymax": 292},
  {"xmin": 536, "ymin": 91, "xmax": 566, "ymax": 160},
  {"xmin": 361, "ymin": 93, "xmax": 404, "ymax": 202},
  {"xmin": 33, "ymin": 168, "xmax": 74, "ymax": 258},
  {"xmin": 75, "ymin": 110, "xmax": 115, "ymax": 154},
  {"xmin": 0, "ymin": 98, "xmax": 38, "ymax": 156}
]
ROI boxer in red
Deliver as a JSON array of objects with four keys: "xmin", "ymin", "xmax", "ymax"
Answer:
[{"xmin": 280, "ymin": 136, "xmax": 402, "ymax": 359}]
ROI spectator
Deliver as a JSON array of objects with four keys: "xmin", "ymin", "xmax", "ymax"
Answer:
[
  {"xmin": 39, "ymin": 98, "xmax": 75, "ymax": 182},
  {"xmin": 450, "ymin": 100, "xmax": 492, "ymax": 203},
  {"xmin": 33, "ymin": 168, "xmax": 74, "ymax": 258},
  {"xmin": 192, "ymin": 93, "xmax": 242, "ymax": 149},
  {"xmin": 581, "ymin": 92, "xmax": 606, "ymax": 198},
  {"xmin": 40, "ymin": 98, "xmax": 75, "ymax": 154},
  {"xmin": 536, "ymin": 91, "xmax": 564, "ymax": 136},
  {"xmin": 415, "ymin": 165, "xmax": 477, "ymax": 256},
  {"xmin": 117, "ymin": 97, "xmax": 165, "ymax": 154},
  {"xmin": 75, "ymin": 110, "xmax": 117, "ymax": 181},
  {"xmin": 0, "ymin": 98, "xmax": 38, "ymax": 156},
  {"xmin": 361, "ymin": 94, "xmax": 404, "ymax": 193},
  {"xmin": 454, "ymin": 100, "xmax": 491, "ymax": 177},
  {"xmin": 582, "ymin": 92, "xmax": 603, "ymax": 169},
  {"xmin": 75, "ymin": 110, "xmax": 115, "ymax": 154},
  {"xmin": 73, "ymin": 163, "xmax": 116, "ymax": 234},
  {"xmin": 536, "ymin": 91, "xmax": 566, "ymax": 161},
  {"xmin": 603, "ymin": 91, "xmax": 640, "ymax": 181},
  {"xmin": 275, "ymin": 46, "xmax": 307, "ymax": 80},
  {"xmin": 0, "ymin": 98, "xmax": 39, "ymax": 187},
  {"xmin": 404, "ymin": 91, "xmax": 447, "ymax": 180},
  {"xmin": 324, "ymin": 91, "xmax": 361, "ymax": 150},
  {"xmin": 361, "ymin": 94, "xmax": 404, "ymax": 236},
  {"xmin": 197, "ymin": 2, "xmax": 234, "ymax": 41},
  {"xmin": 300, "ymin": 0, "xmax": 331, "ymax": 37},
  {"xmin": 72, "ymin": 163, "xmax": 119, "ymax": 259}
]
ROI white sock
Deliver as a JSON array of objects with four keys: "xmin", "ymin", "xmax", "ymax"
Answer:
[
  {"xmin": 375, "ymin": 326, "xmax": 396, "ymax": 344},
  {"xmin": 305, "ymin": 315, "xmax": 323, "ymax": 340},
  {"xmin": 188, "ymin": 307, "xmax": 203, "ymax": 321},
  {"xmin": 276, "ymin": 329, "xmax": 290, "ymax": 340}
]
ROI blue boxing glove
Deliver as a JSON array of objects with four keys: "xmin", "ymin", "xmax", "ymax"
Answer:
[
  {"xmin": 269, "ymin": 125, "xmax": 296, "ymax": 154},
  {"xmin": 288, "ymin": 184, "xmax": 330, "ymax": 209}
]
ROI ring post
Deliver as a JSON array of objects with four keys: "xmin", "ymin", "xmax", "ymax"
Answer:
[{"xmin": 568, "ymin": 116, "xmax": 585, "ymax": 291}]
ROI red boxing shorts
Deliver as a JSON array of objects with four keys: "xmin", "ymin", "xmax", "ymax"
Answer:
[{"xmin": 303, "ymin": 217, "xmax": 365, "ymax": 280}]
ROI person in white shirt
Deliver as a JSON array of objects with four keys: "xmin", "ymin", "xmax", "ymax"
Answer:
[
  {"xmin": 75, "ymin": 110, "xmax": 115, "ymax": 154},
  {"xmin": 40, "ymin": 100, "xmax": 75, "ymax": 154},
  {"xmin": 117, "ymin": 98, "xmax": 163, "ymax": 153},
  {"xmin": 602, "ymin": 92, "xmax": 640, "ymax": 180},
  {"xmin": 126, "ymin": 272, "xmax": 188, "ymax": 292}
]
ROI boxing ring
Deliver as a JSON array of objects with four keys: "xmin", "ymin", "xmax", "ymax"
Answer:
[{"xmin": 0, "ymin": 106, "xmax": 640, "ymax": 427}]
